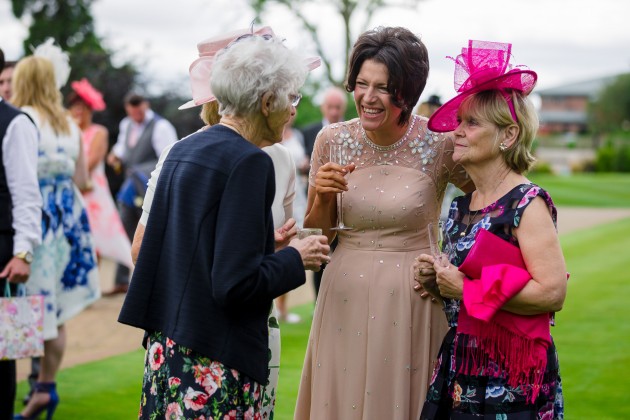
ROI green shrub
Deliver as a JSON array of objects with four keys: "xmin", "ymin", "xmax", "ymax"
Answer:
[
  {"xmin": 530, "ymin": 160, "xmax": 553, "ymax": 174},
  {"xmin": 596, "ymin": 142, "xmax": 630, "ymax": 172}
]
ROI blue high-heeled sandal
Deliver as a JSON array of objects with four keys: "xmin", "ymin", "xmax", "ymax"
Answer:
[{"xmin": 14, "ymin": 382, "xmax": 59, "ymax": 420}]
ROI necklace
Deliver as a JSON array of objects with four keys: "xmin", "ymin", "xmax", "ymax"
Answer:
[
  {"xmin": 460, "ymin": 169, "xmax": 511, "ymax": 237},
  {"xmin": 460, "ymin": 208, "xmax": 481, "ymax": 237},
  {"xmin": 361, "ymin": 115, "xmax": 417, "ymax": 152}
]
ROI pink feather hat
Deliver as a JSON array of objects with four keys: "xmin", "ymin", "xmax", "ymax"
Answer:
[
  {"xmin": 70, "ymin": 78, "xmax": 106, "ymax": 111},
  {"xmin": 179, "ymin": 26, "xmax": 321, "ymax": 110},
  {"xmin": 428, "ymin": 40, "xmax": 537, "ymax": 132}
]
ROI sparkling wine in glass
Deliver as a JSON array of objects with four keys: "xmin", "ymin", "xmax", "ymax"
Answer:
[
  {"xmin": 329, "ymin": 143, "xmax": 352, "ymax": 231},
  {"xmin": 427, "ymin": 221, "xmax": 452, "ymax": 267}
]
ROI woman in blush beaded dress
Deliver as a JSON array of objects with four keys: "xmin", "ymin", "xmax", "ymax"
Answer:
[
  {"xmin": 67, "ymin": 78, "xmax": 133, "ymax": 270},
  {"xmin": 294, "ymin": 27, "xmax": 472, "ymax": 420}
]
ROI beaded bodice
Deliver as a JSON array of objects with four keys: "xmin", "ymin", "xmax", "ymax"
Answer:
[{"xmin": 309, "ymin": 116, "xmax": 469, "ymax": 251}]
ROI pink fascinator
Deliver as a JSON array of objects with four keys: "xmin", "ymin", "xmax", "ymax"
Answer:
[
  {"xmin": 71, "ymin": 78, "xmax": 106, "ymax": 111},
  {"xmin": 179, "ymin": 26, "xmax": 321, "ymax": 110},
  {"xmin": 428, "ymin": 40, "xmax": 537, "ymax": 132}
]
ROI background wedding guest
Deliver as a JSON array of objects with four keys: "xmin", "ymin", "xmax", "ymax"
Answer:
[
  {"xmin": 105, "ymin": 92, "xmax": 177, "ymax": 295},
  {"xmin": 0, "ymin": 58, "xmax": 16, "ymax": 101},
  {"xmin": 0, "ymin": 47, "xmax": 42, "ymax": 420},
  {"xmin": 67, "ymin": 78, "xmax": 134, "ymax": 271},
  {"xmin": 12, "ymin": 39, "xmax": 100, "ymax": 420}
]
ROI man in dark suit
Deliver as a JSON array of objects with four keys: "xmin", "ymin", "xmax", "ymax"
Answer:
[{"xmin": 301, "ymin": 87, "xmax": 348, "ymax": 298}]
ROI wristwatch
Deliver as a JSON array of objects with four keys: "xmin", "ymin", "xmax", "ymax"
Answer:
[{"xmin": 15, "ymin": 251, "xmax": 34, "ymax": 264}]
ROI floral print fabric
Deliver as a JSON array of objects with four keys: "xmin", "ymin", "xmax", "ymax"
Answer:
[
  {"xmin": 421, "ymin": 184, "xmax": 564, "ymax": 419},
  {"xmin": 21, "ymin": 107, "xmax": 100, "ymax": 341},
  {"xmin": 140, "ymin": 331, "xmax": 263, "ymax": 420}
]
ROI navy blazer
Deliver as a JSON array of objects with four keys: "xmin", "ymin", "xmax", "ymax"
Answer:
[{"xmin": 118, "ymin": 124, "xmax": 306, "ymax": 384}]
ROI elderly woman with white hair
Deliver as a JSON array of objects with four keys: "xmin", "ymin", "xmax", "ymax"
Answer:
[{"xmin": 118, "ymin": 34, "xmax": 330, "ymax": 418}]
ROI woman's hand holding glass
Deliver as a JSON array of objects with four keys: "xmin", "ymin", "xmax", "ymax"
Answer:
[
  {"xmin": 413, "ymin": 255, "xmax": 441, "ymax": 303},
  {"xmin": 314, "ymin": 152, "xmax": 355, "ymax": 231},
  {"xmin": 290, "ymin": 234, "xmax": 331, "ymax": 272},
  {"xmin": 427, "ymin": 221, "xmax": 453, "ymax": 267}
]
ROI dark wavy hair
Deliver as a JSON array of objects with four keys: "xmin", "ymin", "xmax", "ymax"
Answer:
[
  {"xmin": 345, "ymin": 26, "xmax": 429, "ymax": 126},
  {"xmin": 0, "ymin": 48, "xmax": 4, "ymax": 72}
]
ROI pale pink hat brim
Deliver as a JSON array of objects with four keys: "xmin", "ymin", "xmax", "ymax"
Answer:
[{"xmin": 179, "ymin": 28, "xmax": 321, "ymax": 110}]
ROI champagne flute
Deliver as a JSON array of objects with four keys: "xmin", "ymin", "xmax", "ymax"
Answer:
[
  {"xmin": 297, "ymin": 228, "xmax": 323, "ymax": 239},
  {"xmin": 427, "ymin": 221, "xmax": 452, "ymax": 267},
  {"xmin": 329, "ymin": 143, "xmax": 352, "ymax": 231}
]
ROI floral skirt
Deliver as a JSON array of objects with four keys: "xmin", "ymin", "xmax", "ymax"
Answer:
[
  {"xmin": 26, "ymin": 176, "xmax": 100, "ymax": 340},
  {"xmin": 139, "ymin": 331, "xmax": 262, "ymax": 419},
  {"xmin": 421, "ymin": 328, "xmax": 564, "ymax": 419}
]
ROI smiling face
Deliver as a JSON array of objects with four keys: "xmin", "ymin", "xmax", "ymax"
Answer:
[{"xmin": 353, "ymin": 59, "xmax": 402, "ymax": 135}]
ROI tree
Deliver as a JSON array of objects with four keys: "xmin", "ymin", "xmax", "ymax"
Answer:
[
  {"xmin": 589, "ymin": 73, "xmax": 630, "ymax": 134},
  {"xmin": 10, "ymin": 0, "xmax": 136, "ymax": 134},
  {"xmin": 249, "ymin": 0, "xmax": 418, "ymax": 87}
]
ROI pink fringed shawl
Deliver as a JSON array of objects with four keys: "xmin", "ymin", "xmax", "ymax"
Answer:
[{"xmin": 456, "ymin": 228, "xmax": 551, "ymax": 404}]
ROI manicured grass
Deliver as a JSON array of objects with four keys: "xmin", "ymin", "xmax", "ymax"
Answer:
[
  {"xmin": 553, "ymin": 217, "xmax": 630, "ymax": 419},
  {"xmin": 15, "ymin": 349, "xmax": 145, "ymax": 419},
  {"xmin": 529, "ymin": 173, "xmax": 630, "ymax": 207},
  {"xmin": 14, "ymin": 216, "xmax": 630, "ymax": 418}
]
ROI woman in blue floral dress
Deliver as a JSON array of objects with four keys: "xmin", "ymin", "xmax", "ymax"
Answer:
[
  {"xmin": 414, "ymin": 40, "xmax": 567, "ymax": 419},
  {"xmin": 12, "ymin": 50, "xmax": 100, "ymax": 419}
]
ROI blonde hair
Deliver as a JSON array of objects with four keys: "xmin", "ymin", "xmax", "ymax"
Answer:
[
  {"xmin": 200, "ymin": 101, "xmax": 221, "ymax": 126},
  {"xmin": 11, "ymin": 56, "xmax": 70, "ymax": 135},
  {"xmin": 459, "ymin": 90, "xmax": 538, "ymax": 173}
]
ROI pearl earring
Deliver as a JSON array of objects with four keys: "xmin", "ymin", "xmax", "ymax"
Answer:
[{"xmin": 499, "ymin": 142, "xmax": 508, "ymax": 152}]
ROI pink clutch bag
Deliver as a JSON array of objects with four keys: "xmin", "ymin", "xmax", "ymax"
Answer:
[{"xmin": 458, "ymin": 228, "xmax": 526, "ymax": 279}]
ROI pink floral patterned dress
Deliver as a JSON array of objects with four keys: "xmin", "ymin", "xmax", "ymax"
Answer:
[{"xmin": 80, "ymin": 124, "xmax": 133, "ymax": 268}]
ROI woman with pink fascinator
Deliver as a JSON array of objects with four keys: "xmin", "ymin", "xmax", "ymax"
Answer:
[
  {"xmin": 416, "ymin": 40, "xmax": 566, "ymax": 419},
  {"xmin": 66, "ymin": 79, "xmax": 134, "ymax": 272},
  {"xmin": 121, "ymin": 27, "xmax": 324, "ymax": 418}
]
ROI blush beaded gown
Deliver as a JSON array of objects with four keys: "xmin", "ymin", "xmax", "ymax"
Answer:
[{"xmin": 295, "ymin": 115, "xmax": 469, "ymax": 420}]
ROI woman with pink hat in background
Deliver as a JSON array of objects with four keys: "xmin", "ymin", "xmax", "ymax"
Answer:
[
  {"xmin": 416, "ymin": 40, "xmax": 566, "ymax": 418},
  {"xmin": 121, "ymin": 27, "xmax": 325, "ymax": 418},
  {"xmin": 66, "ymin": 79, "xmax": 134, "ymax": 271}
]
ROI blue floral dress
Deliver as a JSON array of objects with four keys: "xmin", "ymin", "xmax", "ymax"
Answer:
[
  {"xmin": 22, "ymin": 107, "xmax": 100, "ymax": 340},
  {"xmin": 421, "ymin": 184, "xmax": 564, "ymax": 419}
]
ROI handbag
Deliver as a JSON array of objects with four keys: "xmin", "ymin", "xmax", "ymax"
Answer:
[
  {"xmin": 0, "ymin": 282, "xmax": 45, "ymax": 360},
  {"xmin": 456, "ymin": 228, "xmax": 550, "ymax": 403}
]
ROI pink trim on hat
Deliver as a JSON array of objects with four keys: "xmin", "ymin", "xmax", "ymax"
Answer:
[
  {"xmin": 428, "ymin": 40, "xmax": 537, "ymax": 132},
  {"xmin": 71, "ymin": 78, "xmax": 106, "ymax": 111},
  {"xmin": 179, "ymin": 26, "xmax": 321, "ymax": 110}
]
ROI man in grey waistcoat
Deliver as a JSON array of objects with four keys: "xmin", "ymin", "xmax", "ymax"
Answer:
[{"xmin": 106, "ymin": 93, "xmax": 177, "ymax": 295}]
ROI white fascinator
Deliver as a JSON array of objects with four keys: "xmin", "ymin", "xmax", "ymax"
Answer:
[{"xmin": 32, "ymin": 38, "xmax": 71, "ymax": 90}]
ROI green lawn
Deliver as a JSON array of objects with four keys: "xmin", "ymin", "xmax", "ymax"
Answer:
[{"xmin": 529, "ymin": 173, "xmax": 630, "ymax": 207}]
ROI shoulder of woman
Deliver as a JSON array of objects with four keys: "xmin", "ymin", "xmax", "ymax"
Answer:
[
  {"xmin": 93, "ymin": 123, "xmax": 109, "ymax": 136},
  {"xmin": 264, "ymin": 143, "xmax": 294, "ymax": 165},
  {"xmin": 19, "ymin": 106, "xmax": 38, "ymax": 123}
]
